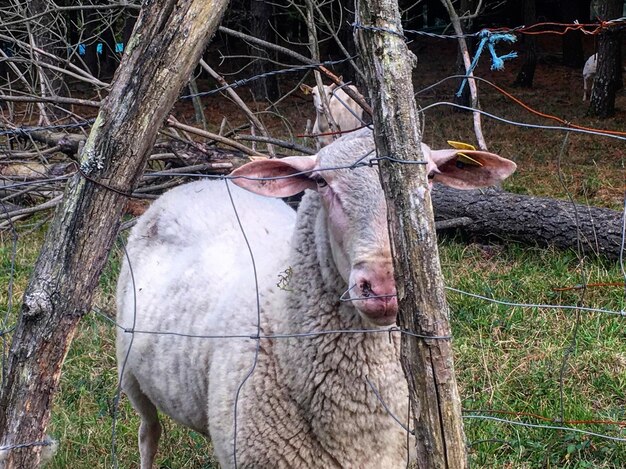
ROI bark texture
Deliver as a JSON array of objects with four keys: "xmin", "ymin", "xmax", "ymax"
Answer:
[
  {"xmin": 432, "ymin": 186, "xmax": 624, "ymax": 261},
  {"xmin": 250, "ymin": 0, "xmax": 279, "ymax": 100},
  {"xmin": 0, "ymin": 0, "xmax": 229, "ymax": 467},
  {"xmin": 513, "ymin": 0, "xmax": 537, "ymax": 88},
  {"xmin": 589, "ymin": 0, "xmax": 623, "ymax": 118},
  {"xmin": 355, "ymin": 0, "xmax": 467, "ymax": 467}
]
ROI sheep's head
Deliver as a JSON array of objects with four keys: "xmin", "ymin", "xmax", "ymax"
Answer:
[
  {"xmin": 232, "ymin": 129, "xmax": 516, "ymax": 326},
  {"xmin": 300, "ymin": 82, "xmax": 338, "ymax": 114}
]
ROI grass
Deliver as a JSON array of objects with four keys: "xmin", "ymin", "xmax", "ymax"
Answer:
[
  {"xmin": 1, "ymin": 226, "xmax": 624, "ymax": 468},
  {"xmin": 441, "ymin": 241, "xmax": 626, "ymax": 468}
]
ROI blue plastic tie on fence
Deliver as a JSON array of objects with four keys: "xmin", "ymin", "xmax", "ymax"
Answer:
[{"xmin": 456, "ymin": 29, "xmax": 518, "ymax": 97}]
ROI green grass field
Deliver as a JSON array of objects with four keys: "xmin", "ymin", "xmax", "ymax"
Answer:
[{"xmin": 2, "ymin": 220, "xmax": 624, "ymax": 468}]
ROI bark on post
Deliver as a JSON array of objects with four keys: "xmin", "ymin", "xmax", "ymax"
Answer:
[
  {"xmin": 355, "ymin": 0, "xmax": 467, "ymax": 467},
  {"xmin": 0, "ymin": 0, "xmax": 229, "ymax": 467}
]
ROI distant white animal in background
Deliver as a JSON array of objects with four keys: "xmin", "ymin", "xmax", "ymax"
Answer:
[
  {"xmin": 116, "ymin": 128, "xmax": 517, "ymax": 469},
  {"xmin": 300, "ymin": 80, "xmax": 364, "ymax": 149},
  {"xmin": 583, "ymin": 53, "xmax": 597, "ymax": 101}
]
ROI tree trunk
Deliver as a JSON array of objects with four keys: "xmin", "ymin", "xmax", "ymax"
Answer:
[
  {"xmin": 589, "ymin": 0, "xmax": 623, "ymax": 118},
  {"xmin": 355, "ymin": 0, "xmax": 467, "ymax": 468},
  {"xmin": 100, "ymin": 24, "xmax": 118, "ymax": 79},
  {"xmin": 513, "ymin": 0, "xmax": 537, "ymax": 88},
  {"xmin": 26, "ymin": 0, "xmax": 67, "ymax": 124},
  {"xmin": 82, "ymin": 9, "xmax": 99, "ymax": 77},
  {"xmin": 441, "ymin": 0, "xmax": 487, "ymax": 150},
  {"xmin": 560, "ymin": 0, "xmax": 589, "ymax": 67},
  {"xmin": 0, "ymin": 0, "xmax": 229, "ymax": 467},
  {"xmin": 454, "ymin": 0, "xmax": 476, "ymax": 108},
  {"xmin": 432, "ymin": 186, "xmax": 624, "ymax": 261},
  {"xmin": 249, "ymin": 0, "xmax": 280, "ymax": 101}
]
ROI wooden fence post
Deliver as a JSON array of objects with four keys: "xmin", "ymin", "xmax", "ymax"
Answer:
[
  {"xmin": 0, "ymin": 0, "xmax": 229, "ymax": 466},
  {"xmin": 355, "ymin": 0, "xmax": 468, "ymax": 467}
]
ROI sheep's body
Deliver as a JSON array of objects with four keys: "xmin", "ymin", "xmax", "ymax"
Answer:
[
  {"xmin": 583, "ymin": 53, "xmax": 597, "ymax": 101},
  {"xmin": 207, "ymin": 192, "xmax": 408, "ymax": 467},
  {"xmin": 118, "ymin": 129, "xmax": 517, "ymax": 468},
  {"xmin": 117, "ymin": 131, "xmax": 410, "ymax": 468},
  {"xmin": 116, "ymin": 183, "xmax": 297, "ymax": 448}
]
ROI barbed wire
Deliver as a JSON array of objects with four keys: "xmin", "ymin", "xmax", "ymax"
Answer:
[
  {"xmin": 420, "ymin": 101, "xmax": 626, "ymax": 141},
  {"xmin": 0, "ymin": 119, "xmax": 95, "ymax": 137},
  {"xmin": 179, "ymin": 57, "xmax": 355, "ymax": 100},
  {"xmin": 415, "ymin": 75, "xmax": 626, "ymax": 138},
  {"xmin": 4, "ymin": 67, "xmax": 626, "ymax": 144},
  {"xmin": 110, "ymin": 240, "xmax": 137, "ymax": 469},
  {"xmin": 445, "ymin": 287, "xmax": 625, "ymax": 317},
  {"xmin": 92, "ymin": 307, "xmax": 450, "ymax": 341},
  {"xmin": 463, "ymin": 408, "xmax": 626, "ymax": 428},
  {"xmin": 0, "ymin": 439, "xmax": 53, "ymax": 453}
]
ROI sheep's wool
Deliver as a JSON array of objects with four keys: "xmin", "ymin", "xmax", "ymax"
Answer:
[{"xmin": 117, "ymin": 132, "xmax": 411, "ymax": 468}]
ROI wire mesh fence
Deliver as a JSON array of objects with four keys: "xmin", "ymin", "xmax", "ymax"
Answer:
[{"xmin": 1, "ymin": 1, "xmax": 626, "ymax": 467}]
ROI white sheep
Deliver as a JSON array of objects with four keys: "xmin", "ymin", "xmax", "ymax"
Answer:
[
  {"xmin": 117, "ymin": 128, "xmax": 517, "ymax": 468},
  {"xmin": 300, "ymin": 81, "xmax": 364, "ymax": 149},
  {"xmin": 583, "ymin": 53, "xmax": 597, "ymax": 101}
]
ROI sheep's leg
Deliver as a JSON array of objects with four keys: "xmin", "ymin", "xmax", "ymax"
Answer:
[
  {"xmin": 583, "ymin": 77, "xmax": 594, "ymax": 101},
  {"xmin": 124, "ymin": 375, "xmax": 162, "ymax": 469}
]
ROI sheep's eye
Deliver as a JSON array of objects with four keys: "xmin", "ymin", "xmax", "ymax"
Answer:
[{"xmin": 314, "ymin": 177, "xmax": 328, "ymax": 188}]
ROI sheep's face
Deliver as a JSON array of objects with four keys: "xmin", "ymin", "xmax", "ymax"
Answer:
[
  {"xmin": 300, "ymin": 83, "xmax": 337, "ymax": 114},
  {"xmin": 312, "ymin": 139, "xmax": 398, "ymax": 326},
  {"xmin": 311, "ymin": 85, "xmax": 334, "ymax": 114},
  {"xmin": 231, "ymin": 128, "xmax": 517, "ymax": 327}
]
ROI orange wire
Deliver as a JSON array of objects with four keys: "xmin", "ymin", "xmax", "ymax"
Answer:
[
  {"xmin": 488, "ymin": 20, "xmax": 624, "ymax": 36},
  {"xmin": 478, "ymin": 79, "xmax": 626, "ymax": 137}
]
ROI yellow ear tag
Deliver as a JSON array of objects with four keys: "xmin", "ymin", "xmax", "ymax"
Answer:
[
  {"xmin": 457, "ymin": 152, "xmax": 484, "ymax": 167},
  {"xmin": 446, "ymin": 140, "xmax": 476, "ymax": 151},
  {"xmin": 446, "ymin": 141, "xmax": 483, "ymax": 167}
]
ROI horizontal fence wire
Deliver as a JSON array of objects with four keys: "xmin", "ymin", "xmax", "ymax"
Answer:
[{"xmin": 0, "ymin": 9, "xmax": 625, "ymax": 468}]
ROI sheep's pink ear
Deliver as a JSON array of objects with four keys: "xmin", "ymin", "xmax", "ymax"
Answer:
[
  {"xmin": 429, "ymin": 149, "xmax": 517, "ymax": 189},
  {"xmin": 300, "ymin": 84, "xmax": 313, "ymax": 95},
  {"xmin": 231, "ymin": 156, "xmax": 318, "ymax": 197}
]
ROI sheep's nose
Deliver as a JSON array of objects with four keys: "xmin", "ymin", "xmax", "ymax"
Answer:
[{"xmin": 349, "ymin": 261, "xmax": 397, "ymax": 326}]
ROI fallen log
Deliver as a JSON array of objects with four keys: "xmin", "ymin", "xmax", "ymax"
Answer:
[{"xmin": 432, "ymin": 186, "xmax": 624, "ymax": 261}]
